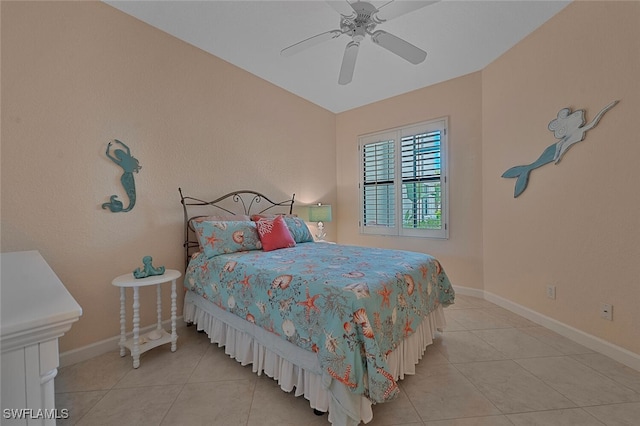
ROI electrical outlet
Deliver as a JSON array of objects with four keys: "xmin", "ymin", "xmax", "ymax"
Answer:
[
  {"xmin": 601, "ymin": 304, "xmax": 613, "ymax": 321},
  {"xmin": 546, "ymin": 285, "xmax": 556, "ymax": 300}
]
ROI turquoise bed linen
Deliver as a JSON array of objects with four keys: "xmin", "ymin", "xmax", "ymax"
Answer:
[{"xmin": 184, "ymin": 242, "xmax": 454, "ymax": 403}]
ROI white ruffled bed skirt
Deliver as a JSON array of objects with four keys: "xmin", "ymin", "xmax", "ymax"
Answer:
[{"xmin": 183, "ymin": 290, "xmax": 446, "ymax": 426}]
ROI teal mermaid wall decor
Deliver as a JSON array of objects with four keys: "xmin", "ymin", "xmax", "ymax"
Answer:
[
  {"xmin": 133, "ymin": 256, "xmax": 165, "ymax": 279},
  {"xmin": 502, "ymin": 100, "xmax": 618, "ymax": 198},
  {"xmin": 102, "ymin": 140, "xmax": 141, "ymax": 212}
]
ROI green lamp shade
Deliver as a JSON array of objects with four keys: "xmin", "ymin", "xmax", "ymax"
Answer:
[{"xmin": 308, "ymin": 204, "xmax": 332, "ymax": 223}]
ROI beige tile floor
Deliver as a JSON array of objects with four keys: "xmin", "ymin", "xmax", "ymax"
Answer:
[{"xmin": 55, "ymin": 295, "xmax": 640, "ymax": 425}]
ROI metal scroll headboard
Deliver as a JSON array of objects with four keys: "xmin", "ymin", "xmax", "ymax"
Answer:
[{"xmin": 178, "ymin": 188, "xmax": 295, "ymax": 270}]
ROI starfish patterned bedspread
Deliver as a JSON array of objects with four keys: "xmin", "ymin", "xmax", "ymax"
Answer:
[{"xmin": 184, "ymin": 242, "xmax": 455, "ymax": 403}]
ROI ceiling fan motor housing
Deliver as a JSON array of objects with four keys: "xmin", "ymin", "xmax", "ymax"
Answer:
[{"xmin": 341, "ymin": 1, "xmax": 378, "ymax": 40}]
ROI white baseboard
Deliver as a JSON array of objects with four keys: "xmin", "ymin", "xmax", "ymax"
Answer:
[
  {"xmin": 59, "ymin": 316, "xmax": 187, "ymax": 367},
  {"xmin": 451, "ymin": 285, "xmax": 485, "ymax": 299},
  {"xmin": 454, "ymin": 286, "xmax": 640, "ymax": 372}
]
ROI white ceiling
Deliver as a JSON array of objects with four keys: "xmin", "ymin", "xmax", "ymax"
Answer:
[{"xmin": 104, "ymin": 0, "xmax": 570, "ymax": 113}]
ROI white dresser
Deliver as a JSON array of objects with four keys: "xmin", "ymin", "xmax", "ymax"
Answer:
[{"xmin": 1, "ymin": 251, "xmax": 82, "ymax": 425}]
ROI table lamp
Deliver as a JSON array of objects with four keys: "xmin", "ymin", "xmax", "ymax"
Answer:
[{"xmin": 308, "ymin": 203, "xmax": 332, "ymax": 241}]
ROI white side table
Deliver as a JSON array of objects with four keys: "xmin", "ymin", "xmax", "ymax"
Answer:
[{"xmin": 111, "ymin": 269, "xmax": 181, "ymax": 368}]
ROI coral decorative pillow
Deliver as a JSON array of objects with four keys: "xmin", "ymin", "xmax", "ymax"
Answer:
[
  {"xmin": 251, "ymin": 214, "xmax": 314, "ymax": 244},
  {"xmin": 193, "ymin": 220, "xmax": 262, "ymax": 258},
  {"xmin": 255, "ymin": 215, "xmax": 296, "ymax": 252}
]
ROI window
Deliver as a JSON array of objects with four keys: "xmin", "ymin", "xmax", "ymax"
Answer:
[{"xmin": 359, "ymin": 118, "xmax": 448, "ymax": 238}]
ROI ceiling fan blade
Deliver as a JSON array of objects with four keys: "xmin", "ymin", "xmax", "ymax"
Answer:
[
  {"xmin": 371, "ymin": 30, "xmax": 427, "ymax": 64},
  {"xmin": 326, "ymin": 1, "xmax": 357, "ymax": 18},
  {"xmin": 374, "ymin": 0, "xmax": 438, "ymax": 23},
  {"xmin": 281, "ymin": 30, "xmax": 343, "ymax": 57},
  {"xmin": 338, "ymin": 41, "xmax": 360, "ymax": 85}
]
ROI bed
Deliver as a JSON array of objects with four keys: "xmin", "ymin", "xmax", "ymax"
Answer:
[{"xmin": 179, "ymin": 188, "xmax": 455, "ymax": 425}]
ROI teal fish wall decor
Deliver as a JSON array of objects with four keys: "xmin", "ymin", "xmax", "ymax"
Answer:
[
  {"xmin": 133, "ymin": 256, "xmax": 165, "ymax": 279},
  {"xmin": 102, "ymin": 140, "xmax": 141, "ymax": 212},
  {"xmin": 502, "ymin": 100, "xmax": 618, "ymax": 198}
]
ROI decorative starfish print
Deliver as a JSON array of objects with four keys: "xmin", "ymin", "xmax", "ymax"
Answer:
[
  {"xmin": 240, "ymin": 274, "xmax": 252, "ymax": 289},
  {"xmin": 376, "ymin": 367, "xmax": 399, "ymax": 399},
  {"xmin": 376, "ymin": 284, "xmax": 392, "ymax": 308},
  {"xmin": 199, "ymin": 262, "xmax": 210, "ymax": 274},
  {"xmin": 297, "ymin": 286, "xmax": 320, "ymax": 321},
  {"xmin": 327, "ymin": 364, "xmax": 357, "ymax": 388},
  {"xmin": 206, "ymin": 233, "xmax": 220, "ymax": 249},
  {"xmin": 403, "ymin": 317, "xmax": 414, "ymax": 337}
]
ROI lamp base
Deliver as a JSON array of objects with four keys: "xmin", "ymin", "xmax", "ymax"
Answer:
[{"xmin": 315, "ymin": 221, "xmax": 326, "ymax": 242}]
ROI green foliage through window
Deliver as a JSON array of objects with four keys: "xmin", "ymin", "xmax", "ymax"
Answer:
[{"xmin": 402, "ymin": 183, "xmax": 441, "ymax": 229}]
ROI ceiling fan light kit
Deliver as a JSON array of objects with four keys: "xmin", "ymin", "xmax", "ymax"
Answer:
[{"xmin": 281, "ymin": 0, "xmax": 435, "ymax": 85}]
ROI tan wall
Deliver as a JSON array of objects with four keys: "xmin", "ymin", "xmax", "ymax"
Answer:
[
  {"xmin": 1, "ymin": 1, "xmax": 336, "ymax": 352},
  {"xmin": 482, "ymin": 1, "xmax": 640, "ymax": 354},
  {"xmin": 2, "ymin": 0, "xmax": 638, "ymax": 359},
  {"xmin": 336, "ymin": 72, "xmax": 484, "ymax": 289}
]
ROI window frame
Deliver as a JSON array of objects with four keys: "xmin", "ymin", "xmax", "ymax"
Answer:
[{"xmin": 359, "ymin": 117, "xmax": 449, "ymax": 239}]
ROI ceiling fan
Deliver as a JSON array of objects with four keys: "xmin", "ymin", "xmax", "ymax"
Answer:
[{"xmin": 281, "ymin": 1, "xmax": 438, "ymax": 85}]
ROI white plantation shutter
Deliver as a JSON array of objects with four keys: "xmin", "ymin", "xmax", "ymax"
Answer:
[
  {"xmin": 360, "ymin": 118, "xmax": 448, "ymax": 238},
  {"xmin": 360, "ymin": 134, "xmax": 396, "ymax": 234},
  {"xmin": 361, "ymin": 136, "xmax": 396, "ymax": 235}
]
